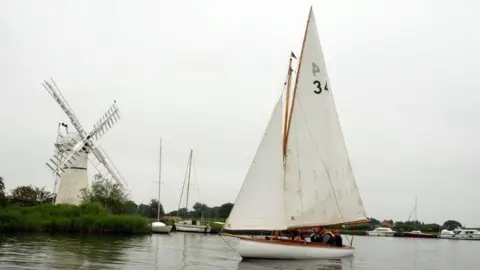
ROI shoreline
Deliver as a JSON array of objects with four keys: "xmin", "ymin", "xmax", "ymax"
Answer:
[{"xmin": 0, "ymin": 204, "xmax": 449, "ymax": 237}]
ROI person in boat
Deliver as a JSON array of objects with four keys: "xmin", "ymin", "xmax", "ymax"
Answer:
[
  {"xmin": 293, "ymin": 230, "xmax": 302, "ymax": 241},
  {"xmin": 310, "ymin": 227, "xmax": 322, "ymax": 242},
  {"xmin": 332, "ymin": 230, "xmax": 343, "ymax": 247},
  {"xmin": 287, "ymin": 229, "xmax": 296, "ymax": 240},
  {"xmin": 319, "ymin": 228, "xmax": 335, "ymax": 244},
  {"xmin": 274, "ymin": 231, "xmax": 279, "ymax": 240}
]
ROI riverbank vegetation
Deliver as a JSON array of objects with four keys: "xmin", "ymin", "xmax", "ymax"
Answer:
[
  {"xmin": 0, "ymin": 176, "xmax": 150, "ymax": 234},
  {"xmin": 0, "ymin": 203, "xmax": 150, "ymax": 234},
  {"xmin": 0, "ymin": 176, "xmax": 233, "ymax": 234},
  {"xmin": 0, "ymin": 176, "xmax": 468, "ymax": 235}
]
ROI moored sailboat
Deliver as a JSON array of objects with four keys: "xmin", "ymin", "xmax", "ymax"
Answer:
[
  {"xmin": 174, "ymin": 150, "xmax": 212, "ymax": 233},
  {"xmin": 403, "ymin": 197, "xmax": 436, "ymax": 239},
  {"xmin": 151, "ymin": 138, "xmax": 173, "ymax": 234},
  {"xmin": 220, "ymin": 6, "xmax": 368, "ymax": 260}
]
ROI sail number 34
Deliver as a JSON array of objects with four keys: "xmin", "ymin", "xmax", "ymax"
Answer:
[{"xmin": 312, "ymin": 62, "xmax": 328, "ymax": 94}]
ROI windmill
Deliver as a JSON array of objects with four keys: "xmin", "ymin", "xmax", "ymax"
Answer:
[{"xmin": 43, "ymin": 78, "xmax": 127, "ymax": 205}]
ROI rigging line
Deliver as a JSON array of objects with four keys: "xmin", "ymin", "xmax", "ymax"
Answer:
[
  {"xmin": 191, "ymin": 154, "xmax": 205, "ymax": 221},
  {"xmin": 295, "ymin": 98, "xmax": 345, "ymax": 222},
  {"xmin": 191, "ymin": 154, "xmax": 201, "ymax": 203},
  {"xmin": 282, "ymin": 152, "xmax": 289, "ymax": 230},
  {"xmin": 185, "ymin": 151, "xmax": 192, "ymax": 210},
  {"xmin": 219, "ymin": 235, "xmax": 237, "ymax": 253},
  {"xmin": 295, "ymin": 98, "xmax": 354, "ymax": 245},
  {"xmin": 291, "ymin": 112, "xmax": 305, "ymax": 227},
  {"xmin": 176, "ymin": 154, "xmax": 190, "ymax": 218},
  {"xmin": 407, "ymin": 202, "xmax": 416, "ymax": 222},
  {"xmin": 321, "ymin": 77, "xmax": 367, "ymax": 215}
]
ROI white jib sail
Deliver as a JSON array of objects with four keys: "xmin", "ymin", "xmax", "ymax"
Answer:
[
  {"xmin": 283, "ymin": 9, "xmax": 367, "ymax": 228},
  {"xmin": 225, "ymin": 96, "xmax": 287, "ymax": 230}
]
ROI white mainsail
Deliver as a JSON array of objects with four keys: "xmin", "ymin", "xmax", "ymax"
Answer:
[
  {"xmin": 283, "ymin": 9, "xmax": 367, "ymax": 228},
  {"xmin": 225, "ymin": 7, "xmax": 367, "ymax": 231},
  {"xmin": 225, "ymin": 97, "xmax": 286, "ymax": 230}
]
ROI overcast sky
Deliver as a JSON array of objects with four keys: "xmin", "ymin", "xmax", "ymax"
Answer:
[{"xmin": 1, "ymin": 0, "xmax": 479, "ymax": 225}]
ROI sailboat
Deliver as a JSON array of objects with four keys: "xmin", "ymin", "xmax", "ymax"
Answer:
[
  {"xmin": 175, "ymin": 150, "xmax": 212, "ymax": 233},
  {"xmin": 403, "ymin": 197, "xmax": 436, "ymax": 239},
  {"xmin": 220, "ymin": 7, "xmax": 368, "ymax": 260},
  {"xmin": 151, "ymin": 138, "xmax": 173, "ymax": 234}
]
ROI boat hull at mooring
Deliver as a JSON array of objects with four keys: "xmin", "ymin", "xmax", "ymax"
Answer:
[
  {"xmin": 237, "ymin": 238, "xmax": 355, "ymax": 260},
  {"xmin": 151, "ymin": 222, "xmax": 172, "ymax": 234},
  {"xmin": 175, "ymin": 223, "xmax": 211, "ymax": 233},
  {"xmin": 403, "ymin": 232, "xmax": 437, "ymax": 239},
  {"xmin": 152, "ymin": 225, "xmax": 172, "ymax": 233}
]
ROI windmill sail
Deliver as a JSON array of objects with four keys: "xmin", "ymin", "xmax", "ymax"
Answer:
[{"xmin": 225, "ymin": 8, "xmax": 367, "ymax": 231}]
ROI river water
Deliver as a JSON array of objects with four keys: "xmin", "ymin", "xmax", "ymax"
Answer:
[{"xmin": 0, "ymin": 233, "xmax": 476, "ymax": 269}]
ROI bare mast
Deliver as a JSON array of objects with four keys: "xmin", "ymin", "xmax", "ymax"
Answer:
[
  {"xmin": 185, "ymin": 150, "xmax": 193, "ymax": 210},
  {"xmin": 157, "ymin": 138, "xmax": 163, "ymax": 221},
  {"xmin": 176, "ymin": 149, "xmax": 194, "ymax": 219}
]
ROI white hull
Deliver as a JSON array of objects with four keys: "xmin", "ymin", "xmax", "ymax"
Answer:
[
  {"xmin": 366, "ymin": 231, "xmax": 395, "ymax": 237},
  {"xmin": 151, "ymin": 225, "xmax": 172, "ymax": 234},
  {"xmin": 236, "ymin": 238, "xmax": 354, "ymax": 260},
  {"xmin": 439, "ymin": 229, "xmax": 480, "ymax": 240},
  {"xmin": 440, "ymin": 235, "xmax": 480, "ymax": 240},
  {"xmin": 175, "ymin": 223, "xmax": 211, "ymax": 233}
]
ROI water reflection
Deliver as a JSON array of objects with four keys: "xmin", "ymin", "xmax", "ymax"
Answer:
[
  {"xmin": 177, "ymin": 232, "xmax": 230, "ymax": 270},
  {"xmin": 237, "ymin": 258, "xmax": 350, "ymax": 270},
  {"xmin": 0, "ymin": 233, "xmax": 476, "ymax": 269},
  {"xmin": 0, "ymin": 233, "xmax": 143, "ymax": 269},
  {"xmin": 150, "ymin": 232, "xmax": 173, "ymax": 267},
  {"xmin": 181, "ymin": 232, "xmax": 188, "ymax": 270}
]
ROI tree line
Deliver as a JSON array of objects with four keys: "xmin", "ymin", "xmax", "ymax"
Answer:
[
  {"xmin": 346, "ymin": 218, "xmax": 464, "ymax": 232},
  {"xmin": 0, "ymin": 176, "xmax": 464, "ymax": 229},
  {"xmin": 0, "ymin": 176, "xmax": 233, "ymax": 220}
]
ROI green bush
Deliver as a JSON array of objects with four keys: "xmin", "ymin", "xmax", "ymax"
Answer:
[{"xmin": 0, "ymin": 203, "xmax": 150, "ymax": 234}]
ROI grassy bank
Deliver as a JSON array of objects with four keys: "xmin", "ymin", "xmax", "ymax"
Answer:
[{"xmin": 0, "ymin": 203, "xmax": 150, "ymax": 234}]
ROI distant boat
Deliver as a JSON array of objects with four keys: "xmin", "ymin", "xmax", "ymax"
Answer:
[
  {"xmin": 403, "ymin": 197, "xmax": 436, "ymax": 239},
  {"xmin": 151, "ymin": 138, "xmax": 172, "ymax": 234},
  {"xmin": 220, "ymin": 6, "xmax": 369, "ymax": 260},
  {"xmin": 366, "ymin": 227, "xmax": 396, "ymax": 237},
  {"xmin": 439, "ymin": 229, "xmax": 456, "ymax": 238},
  {"xmin": 152, "ymin": 221, "xmax": 172, "ymax": 233},
  {"xmin": 175, "ymin": 219, "xmax": 211, "ymax": 233},
  {"xmin": 174, "ymin": 150, "xmax": 211, "ymax": 233},
  {"xmin": 403, "ymin": 230, "xmax": 437, "ymax": 239},
  {"xmin": 439, "ymin": 229, "xmax": 480, "ymax": 240}
]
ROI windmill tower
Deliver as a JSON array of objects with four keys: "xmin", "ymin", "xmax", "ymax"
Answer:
[
  {"xmin": 43, "ymin": 78, "xmax": 127, "ymax": 205},
  {"xmin": 51, "ymin": 122, "xmax": 92, "ymax": 205}
]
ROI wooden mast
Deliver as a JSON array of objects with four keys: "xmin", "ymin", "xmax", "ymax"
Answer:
[
  {"xmin": 282, "ymin": 57, "xmax": 294, "ymax": 157},
  {"xmin": 283, "ymin": 6, "xmax": 312, "ymax": 153}
]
